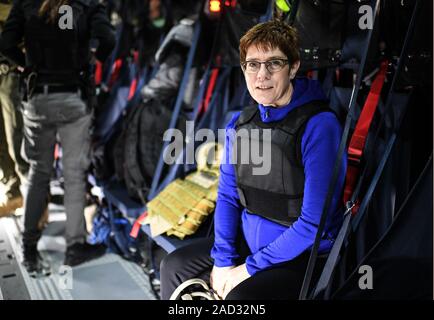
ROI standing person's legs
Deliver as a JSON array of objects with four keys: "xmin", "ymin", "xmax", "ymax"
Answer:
[
  {"xmin": 0, "ymin": 72, "xmax": 29, "ymax": 185},
  {"xmin": 57, "ymin": 101, "xmax": 92, "ymax": 247},
  {"xmin": 21, "ymin": 108, "xmax": 56, "ymax": 248},
  {"xmin": 0, "ymin": 108, "xmax": 17, "ymax": 189},
  {"xmin": 20, "ymin": 93, "xmax": 57, "ymax": 276},
  {"xmin": 21, "ymin": 91, "xmax": 103, "ymax": 269},
  {"xmin": 0, "ymin": 72, "xmax": 28, "ymax": 215},
  {"xmin": 54, "ymin": 91, "xmax": 104, "ymax": 266},
  {"xmin": 160, "ymin": 238, "xmax": 215, "ymax": 300}
]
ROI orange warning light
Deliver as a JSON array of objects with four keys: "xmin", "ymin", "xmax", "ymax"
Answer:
[{"xmin": 209, "ymin": 0, "xmax": 221, "ymax": 12}]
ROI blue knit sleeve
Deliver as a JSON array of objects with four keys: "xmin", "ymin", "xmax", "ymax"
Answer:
[
  {"xmin": 245, "ymin": 112, "xmax": 347, "ymax": 275},
  {"xmin": 210, "ymin": 112, "xmax": 244, "ymax": 267}
]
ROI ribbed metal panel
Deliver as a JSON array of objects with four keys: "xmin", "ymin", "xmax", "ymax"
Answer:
[{"xmin": 1, "ymin": 211, "xmax": 155, "ymax": 300}]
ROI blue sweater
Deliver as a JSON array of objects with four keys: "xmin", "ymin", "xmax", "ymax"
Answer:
[{"xmin": 210, "ymin": 78, "xmax": 347, "ymax": 276}]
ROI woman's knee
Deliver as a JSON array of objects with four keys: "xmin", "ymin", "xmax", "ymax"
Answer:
[
  {"xmin": 225, "ymin": 282, "xmax": 253, "ymax": 300},
  {"xmin": 160, "ymin": 249, "xmax": 185, "ymax": 278},
  {"xmin": 160, "ymin": 248, "xmax": 194, "ymax": 300},
  {"xmin": 160, "ymin": 255, "xmax": 169, "ymax": 278}
]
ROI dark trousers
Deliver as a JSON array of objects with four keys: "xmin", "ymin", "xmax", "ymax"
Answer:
[{"xmin": 160, "ymin": 237, "xmax": 326, "ymax": 300}]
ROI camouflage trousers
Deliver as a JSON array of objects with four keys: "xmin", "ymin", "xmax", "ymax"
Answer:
[{"xmin": 0, "ymin": 71, "xmax": 29, "ymax": 199}]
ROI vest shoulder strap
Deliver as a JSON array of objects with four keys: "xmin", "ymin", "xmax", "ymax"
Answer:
[
  {"xmin": 288, "ymin": 101, "xmax": 336, "ymax": 166},
  {"xmin": 234, "ymin": 104, "xmax": 258, "ymax": 128},
  {"xmin": 277, "ymin": 100, "xmax": 331, "ymax": 135}
]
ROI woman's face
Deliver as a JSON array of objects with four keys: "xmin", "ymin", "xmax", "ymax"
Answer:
[{"xmin": 243, "ymin": 45, "xmax": 299, "ymax": 107}]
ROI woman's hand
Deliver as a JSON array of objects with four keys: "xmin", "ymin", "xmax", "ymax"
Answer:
[
  {"xmin": 221, "ymin": 263, "xmax": 251, "ymax": 299},
  {"xmin": 210, "ymin": 265, "xmax": 235, "ymax": 299}
]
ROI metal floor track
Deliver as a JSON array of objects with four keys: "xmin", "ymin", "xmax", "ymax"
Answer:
[{"xmin": 0, "ymin": 216, "xmax": 156, "ymax": 300}]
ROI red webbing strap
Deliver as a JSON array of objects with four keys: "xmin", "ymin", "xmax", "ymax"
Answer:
[
  {"xmin": 199, "ymin": 67, "xmax": 220, "ymax": 116},
  {"xmin": 54, "ymin": 143, "xmax": 60, "ymax": 160},
  {"xmin": 95, "ymin": 60, "xmax": 103, "ymax": 85},
  {"xmin": 343, "ymin": 60, "xmax": 388, "ymax": 211},
  {"xmin": 128, "ymin": 77, "xmax": 138, "ymax": 101},
  {"xmin": 128, "ymin": 51, "xmax": 141, "ymax": 101},
  {"xmin": 108, "ymin": 58, "xmax": 123, "ymax": 89},
  {"xmin": 130, "ymin": 211, "xmax": 148, "ymax": 238},
  {"xmin": 132, "ymin": 50, "xmax": 139, "ymax": 65}
]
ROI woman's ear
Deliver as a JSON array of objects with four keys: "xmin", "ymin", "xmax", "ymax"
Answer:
[{"xmin": 290, "ymin": 60, "xmax": 300, "ymax": 79}]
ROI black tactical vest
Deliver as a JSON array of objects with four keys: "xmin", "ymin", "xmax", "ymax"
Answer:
[
  {"xmin": 22, "ymin": 0, "xmax": 91, "ymax": 84},
  {"xmin": 233, "ymin": 101, "xmax": 333, "ymax": 226}
]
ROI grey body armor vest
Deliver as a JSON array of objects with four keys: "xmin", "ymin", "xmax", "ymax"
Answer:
[{"xmin": 233, "ymin": 101, "xmax": 332, "ymax": 226}]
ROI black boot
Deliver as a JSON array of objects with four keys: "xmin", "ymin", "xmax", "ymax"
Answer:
[
  {"xmin": 22, "ymin": 244, "xmax": 51, "ymax": 278},
  {"xmin": 64, "ymin": 242, "xmax": 106, "ymax": 267}
]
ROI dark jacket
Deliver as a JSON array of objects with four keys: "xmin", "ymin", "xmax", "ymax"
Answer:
[{"xmin": 0, "ymin": 0, "xmax": 115, "ymax": 84}]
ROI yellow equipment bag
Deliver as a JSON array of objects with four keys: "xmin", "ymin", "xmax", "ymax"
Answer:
[
  {"xmin": 144, "ymin": 142, "xmax": 223, "ymax": 239},
  {"xmin": 0, "ymin": 3, "xmax": 12, "ymax": 25}
]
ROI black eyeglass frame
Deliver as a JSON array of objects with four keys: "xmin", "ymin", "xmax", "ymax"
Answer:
[{"xmin": 240, "ymin": 58, "xmax": 290, "ymax": 73}]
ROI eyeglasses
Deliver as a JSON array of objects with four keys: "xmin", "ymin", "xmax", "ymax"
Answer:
[{"xmin": 241, "ymin": 59, "xmax": 289, "ymax": 74}]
